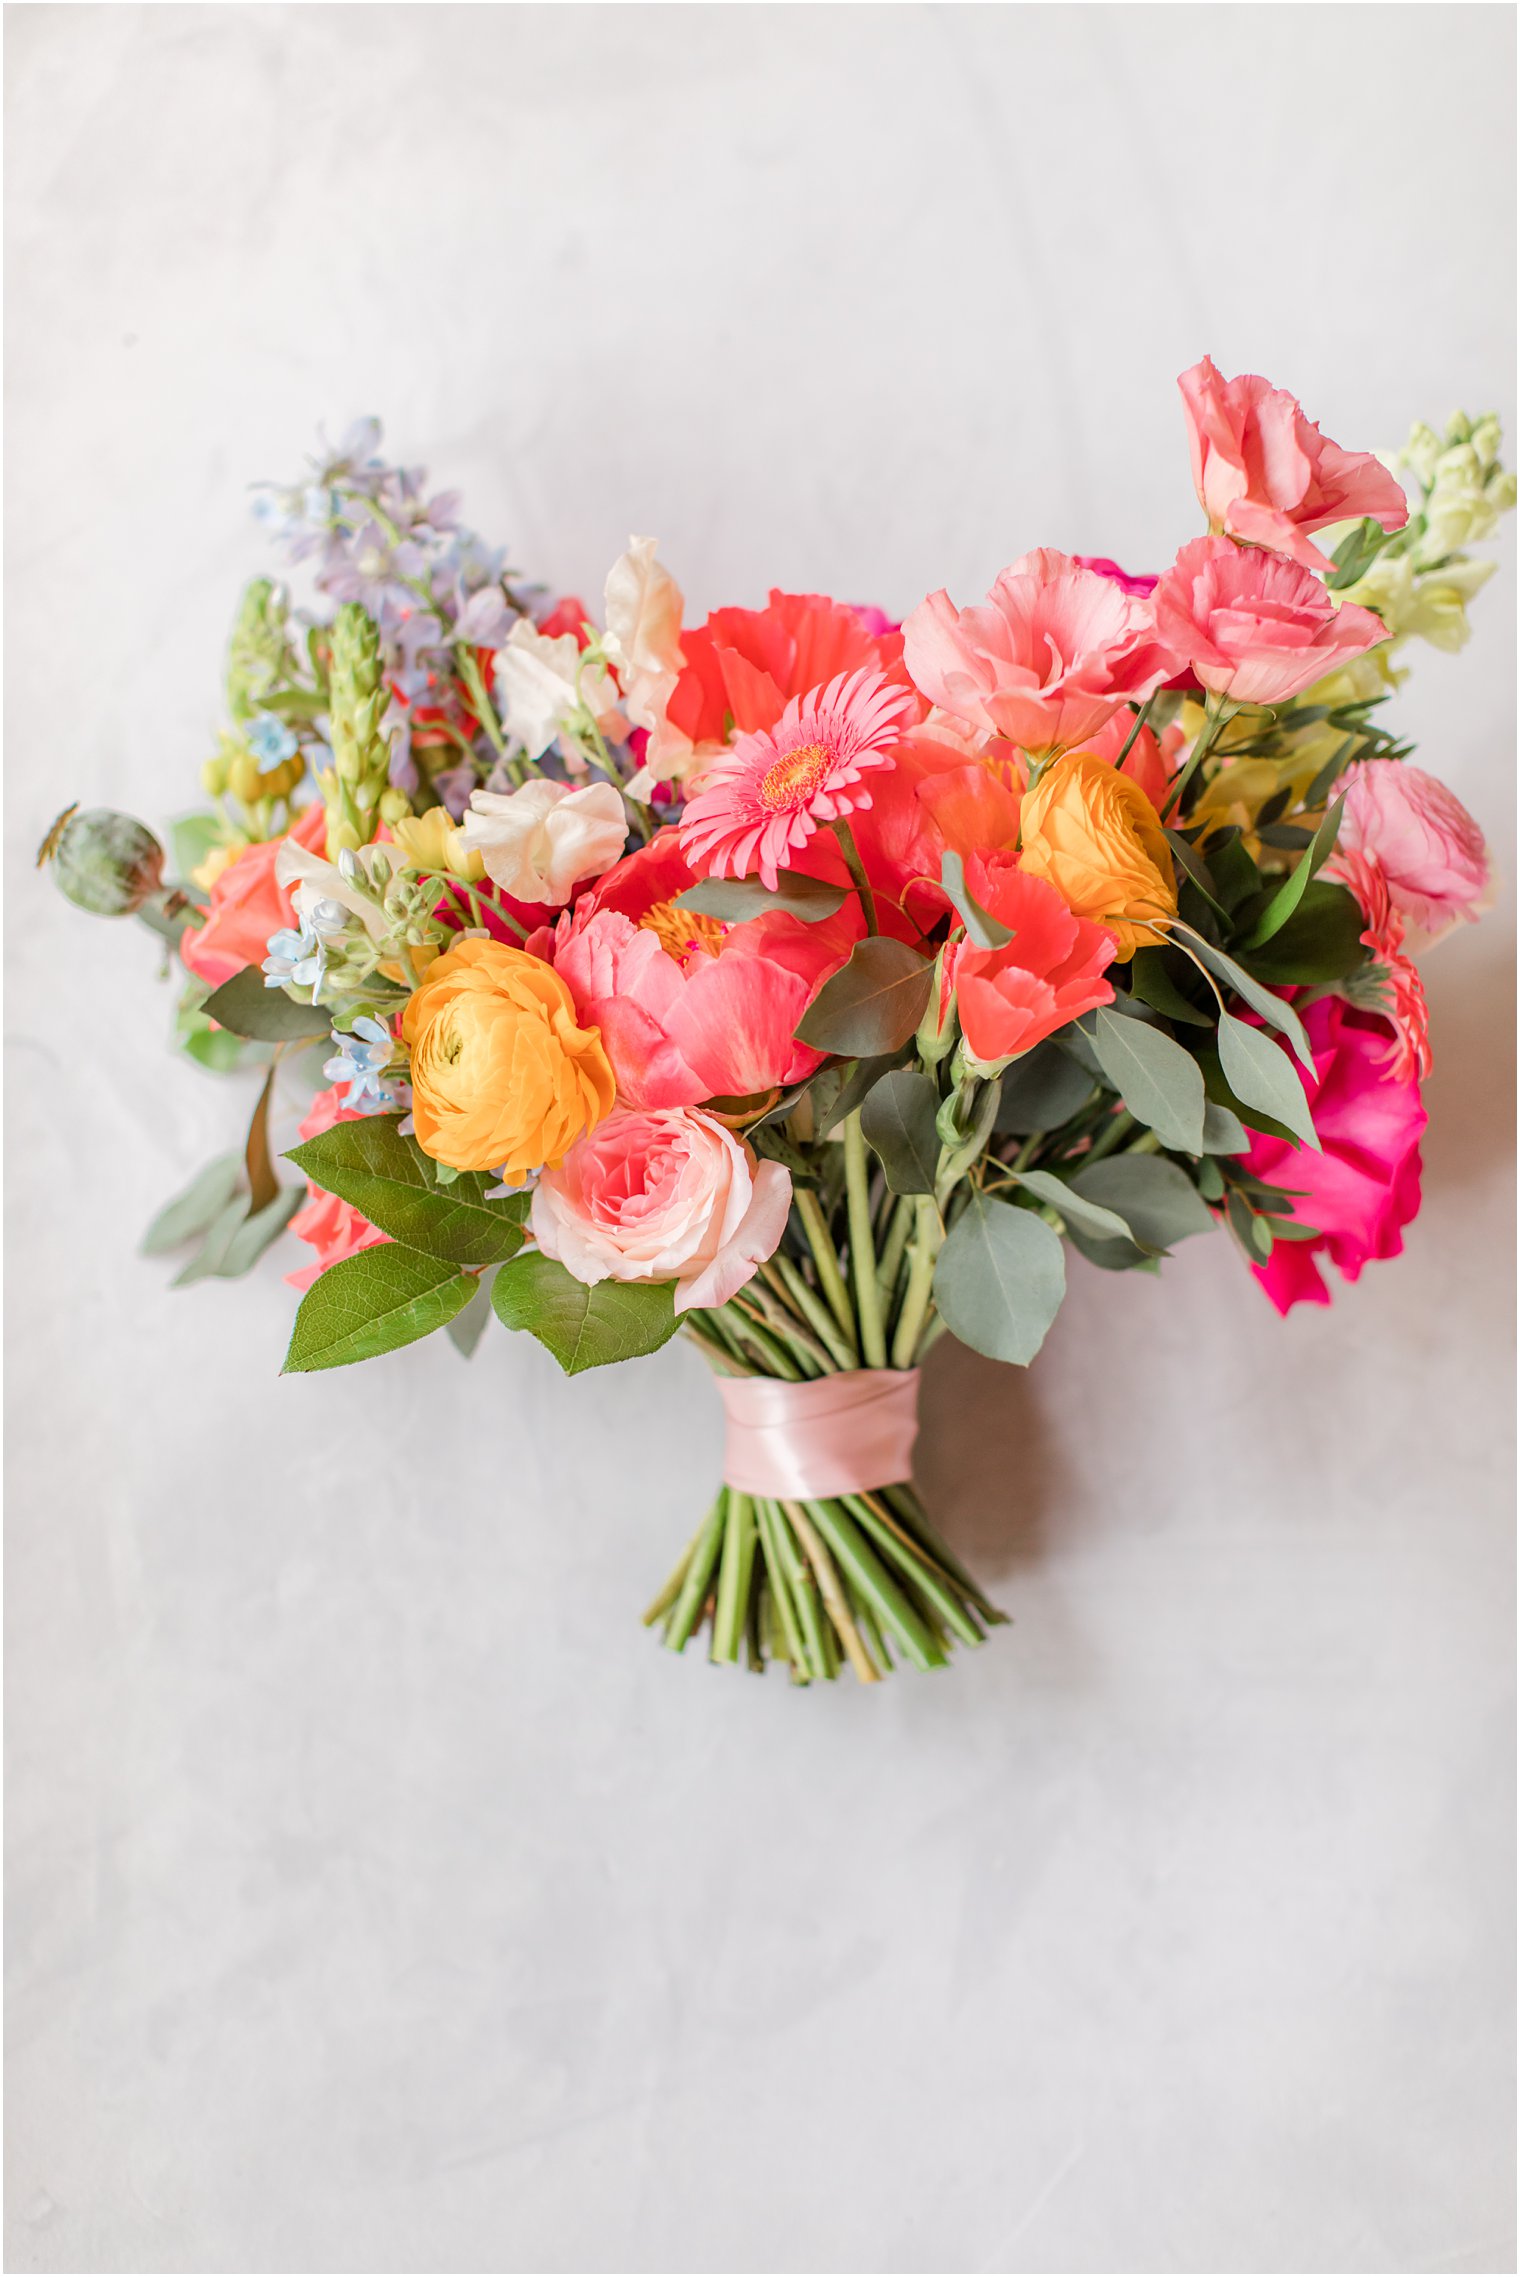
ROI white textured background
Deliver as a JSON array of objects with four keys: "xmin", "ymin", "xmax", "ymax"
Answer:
[{"xmin": 6, "ymin": 6, "xmax": 1515, "ymax": 2272}]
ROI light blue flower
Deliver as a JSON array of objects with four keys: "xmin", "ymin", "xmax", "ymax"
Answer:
[
  {"xmin": 246, "ymin": 712, "xmax": 299, "ymax": 767},
  {"xmin": 324, "ymin": 1015, "xmax": 396, "ymax": 1111},
  {"xmin": 263, "ymin": 915, "xmax": 326, "ymax": 993}
]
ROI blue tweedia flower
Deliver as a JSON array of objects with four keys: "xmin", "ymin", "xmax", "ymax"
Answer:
[
  {"xmin": 246, "ymin": 713, "xmax": 299, "ymax": 767},
  {"xmin": 263, "ymin": 916, "xmax": 326, "ymax": 993},
  {"xmin": 324, "ymin": 1016, "xmax": 396, "ymax": 1112}
]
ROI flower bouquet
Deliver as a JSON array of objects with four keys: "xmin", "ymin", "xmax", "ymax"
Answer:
[{"xmin": 44, "ymin": 364, "xmax": 1510, "ymax": 1686}]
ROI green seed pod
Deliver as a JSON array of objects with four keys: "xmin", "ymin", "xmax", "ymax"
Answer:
[{"xmin": 43, "ymin": 807, "xmax": 165, "ymax": 916}]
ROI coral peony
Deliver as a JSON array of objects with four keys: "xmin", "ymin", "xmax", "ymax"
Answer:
[
  {"xmin": 285, "ymin": 1084, "xmax": 391, "ymax": 1292},
  {"xmin": 533, "ymin": 1107, "xmax": 792, "ymax": 1314},
  {"xmin": 946, "ymin": 853, "xmax": 1117, "ymax": 1069},
  {"xmin": 180, "ymin": 801, "xmax": 328, "ymax": 991},
  {"xmin": 401, "ymin": 937, "xmax": 614, "ymax": 1176},
  {"xmin": 461, "ymin": 779, "xmax": 628, "ymax": 906},
  {"xmin": 1179, "ymin": 356, "xmax": 1409, "ymax": 572},
  {"xmin": 679, "ymin": 667, "xmax": 915, "ymax": 889},
  {"xmin": 902, "ymin": 549, "xmax": 1179, "ymax": 756},
  {"xmin": 1242, "ymin": 996, "xmax": 1427, "ymax": 1313},
  {"xmin": 1017, "ymin": 750, "xmax": 1177, "ymax": 959},
  {"xmin": 1332, "ymin": 759, "xmax": 1491, "ymax": 949},
  {"xmin": 1152, "ymin": 535, "xmax": 1386, "ymax": 709}
]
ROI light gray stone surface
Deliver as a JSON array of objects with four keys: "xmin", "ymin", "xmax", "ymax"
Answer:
[{"xmin": 6, "ymin": 6, "xmax": 1514, "ymax": 2270}]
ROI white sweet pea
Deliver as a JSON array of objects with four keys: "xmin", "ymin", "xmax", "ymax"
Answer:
[
  {"xmin": 603, "ymin": 536, "xmax": 686, "ymax": 737},
  {"xmin": 493, "ymin": 618, "xmax": 622, "ymax": 760},
  {"xmin": 460, "ymin": 780, "xmax": 628, "ymax": 906}
]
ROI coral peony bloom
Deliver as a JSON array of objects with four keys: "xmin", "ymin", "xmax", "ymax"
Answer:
[
  {"xmin": 1017, "ymin": 750, "xmax": 1177, "ymax": 960},
  {"xmin": 401, "ymin": 937, "xmax": 614, "ymax": 1176},
  {"xmin": 545, "ymin": 830, "xmax": 850, "ymax": 1107},
  {"xmin": 285, "ymin": 1084, "xmax": 390, "ymax": 1292},
  {"xmin": 1179, "ymin": 356, "xmax": 1409, "ymax": 573},
  {"xmin": 679, "ymin": 666, "xmax": 915, "ymax": 889},
  {"xmin": 602, "ymin": 537, "xmax": 686, "ymax": 737},
  {"xmin": 533, "ymin": 1107, "xmax": 793, "ymax": 1314},
  {"xmin": 461, "ymin": 779, "xmax": 628, "ymax": 906},
  {"xmin": 902, "ymin": 550, "xmax": 1179, "ymax": 756},
  {"xmin": 1332, "ymin": 759, "xmax": 1492, "ymax": 949},
  {"xmin": 180, "ymin": 801, "xmax": 328, "ymax": 990},
  {"xmin": 946, "ymin": 853, "xmax": 1117, "ymax": 1069},
  {"xmin": 1242, "ymin": 997, "xmax": 1426, "ymax": 1313},
  {"xmin": 1152, "ymin": 535, "xmax": 1387, "ymax": 709}
]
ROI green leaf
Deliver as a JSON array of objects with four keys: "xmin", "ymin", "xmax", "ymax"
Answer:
[
  {"xmin": 1164, "ymin": 830, "xmax": 1230, "ymax": 919},
  {"xmin": 286, "ymin": 1113, "xmax": 529, "ymax": 1266},
  {"xmin": 1198, "ymin": 829, "xmax": 1263, "ymax": 913},
  {"xmin": 1088, "ymin": 1005, "xmax": 1206, "ymax": 1154},
  {"xmin": 994, "ymin": 1038, "xmax": 1096, "ymax": 1133},
  {"xmin": 859, "ymin": 1069, "xmax": 940, "ymax": 1194},
  {"xmin": 932, "ymin": 1194, "xmax": 1066, "ymax": 1366},
  {"xmin": 491, "ymin": 1251, "xmax": 679, "ymax": 1374},
  {"xmin": 141, "ymin": 1153, "xmax": 244, "ymax": 1253},
  {"xmin": 1009, "ymin": 1169, "xmax": 1138, "ymax": 1248},
  {"xmin": 446, "ymin": 1265, "xmax": 498, "ymax": 1358},
  {"xmin": 1217, "ymin": 1011, "xmax": 1320, "ymax": 1151},
  {"xmin": 676, "ymin": 872, "xmax": 845, "ymax": 924},
  {"xmin": 169, "ymin": 812, "xmax": 224, "ymax": 881},
  {"xmin": 939, "ymin": 851, "xmax": 1012, "ymax": 949},
  {"xmin": 1182, "ymin": 935, "xmax": 1313, "ymax": 1070},
  {"xmin": 1237, "ymin": 794, "xmax": 1347, "ymax": 950},
  {"xmin": 1201, "ymin": 1101, "xmax": 1250, "ymax": 1155},
  {"xmin": 203, "ymin": 964, "xmax": 331, "ymax": 1042},
  {"xmin": 794, "ymin": 937, "xmax": 933, "ymax": 1058},
  {"xmin": 1237, "ymin": 882, "xmax": 1367, "ymax": 985},
  {"xmin": 815, "ymin": 1050, "xmax": 908, "ymax": 1137},
  {"xmin": 1128, "ymin": 949, "xmax": 1212, "ymax": 1028},
  {"xmin": 1069, "ymin": 1154, "xmax": 1216, "ymax": 1248},
  {"xmin": 1193, "ymin": 1047, "xmax": 1300, "ymax": 1149},
  {"xmin": 283, "ymin": 1245, "xmax": 477, "ymax": 1372},
  {"xmin": 171, "ymin": 1187, "xmax": 302, "ymax": 1286}
]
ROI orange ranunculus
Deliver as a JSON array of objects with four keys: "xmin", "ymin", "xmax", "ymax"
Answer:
[
  {"xmin": 180, "ymin": 801, "xmax": 328, "ymax": 990},
  {"xmin": 400, "ymin": 937, "xmax": 615, "ymax": 1177},
  {"xmin": 1017, "ymin": 750, "xmax": 1177, "ymax": 961}
]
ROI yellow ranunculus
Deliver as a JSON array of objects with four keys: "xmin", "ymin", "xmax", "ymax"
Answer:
[
  {"xmin": 391, "ymin": 807, "xmax": 485, "ymax": 882},
  {"xmin": 401, "ymin": 937, "xmax": 614, "ymax": 1177},
  {"xmin": 1018, "ymin": 750, "xmax": 1176, "ymax": 960}
]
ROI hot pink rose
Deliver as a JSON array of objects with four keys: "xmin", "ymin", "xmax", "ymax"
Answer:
[
  {"xmin": 181, "ymin": 800, "xmax": 328, "ymax": 991},
  {"xmin": 1242, "ymin": 997, "xmax": 1426, "ymax": 1314},
  {"xmin": 1152, "ymin": 535, "xmax": 1386, "ymax": 708},
  {"xmin": 532, "ymin": 1107, "xmax": 792, "ymax": 1315},
  {"xmin": 285, "ymin": 1085, "xmax": 390, "ymax": 1291},
  {"xmin": 945, "ymin": 854, "xmax": 1117, "ymax": 1069},
  {"xmin": 1333, "ymin": 759, "xmax": 1492, "ymax": 949},
  {"xmin": 903, "ymin": 549, "xmax": 1179, "ymax": 755},
  {"xmin": 1179, "ymin": 356, "xmax": 1409, "ymax": 573}
]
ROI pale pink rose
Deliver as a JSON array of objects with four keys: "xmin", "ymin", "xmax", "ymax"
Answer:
[
  {"xmin": 532, "ymin": 1107, "xmax": 792, "ymax": 1315},
  {"xmin": 1152, "ymin": 535, "xmax": 1386, "ymax": 708},
  {"xmin": 460, "ymin": 779, "xmax": 628, "ymax": 906},
  {"xmin": 902, "ymin": 549, "xmax": 1179, "ymax": 756},
  {"xmin": 1332, "ymin": 759, "xmax": 1492, "ymax": 949},
  {"xmin": 602, "ymin": 537, "xmax": 686, "ymax": 738},
  {"xmin": 1179, "ymin": 356, "xmax": 1409, "ymax": 572}
]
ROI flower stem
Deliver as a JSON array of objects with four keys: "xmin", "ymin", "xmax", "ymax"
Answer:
[
  {"xmin": 794, "ymin": 1189, "xmax": 859, "ymax": 1358},
  {"xmin": 711, "ymin": 1491, "xmax": 757, "ymax": 1665},
  {"xmin": 664, "ymin": 1493, "xmax": 727, "ymax": 1653},
  {"xmin": 891, "ymin": 1196, "xmax": 941, "ymax": 1369},
  {"xmin": 831, "ymin": 819, "xmax": 878, "ymax": 935},
  {"xmin": 843, "ymin": 1113, "xmax": 888, "ymax": 1368}
]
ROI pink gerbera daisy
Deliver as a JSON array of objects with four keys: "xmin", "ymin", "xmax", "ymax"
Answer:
[{"xmin": 679, "ymin": 666, "xmax": 914, "ymax": 889}]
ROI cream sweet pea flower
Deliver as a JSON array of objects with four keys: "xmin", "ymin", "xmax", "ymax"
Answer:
[
  {"xmin": 460, "ymin": 780, "xmax": 628, "ymax": 906},
  {"xmin": 603, "ymin": 536, "xmax": 685, "ymax": 736},
  {"xmin": 493, "ymin": 618, "xmax": 621, "ymax": 761}
]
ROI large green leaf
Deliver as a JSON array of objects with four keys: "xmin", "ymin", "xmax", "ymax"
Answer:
[
  {"xmin": 994, "ymin": 1038, "xmax": 1096, "ymax": 1133},
  {"xmin": 676, "ymin": 872, "xmax": 845, "ymax": 923},
  {"xmin": 859, "ymin": 1070, "xmax": 940, "ymax": 1194},
  {"xmin": 203, "ymin": 964, "xmax": 331, "ymax": 1042},
  {"xmin": 283, "ymin": 1245, "xmax": 477, "ymax": 1372},
  {"xmin": 932, "ymin": 1194, "xmax": 1066, "ymax": 1366},
  {"xmin": 1069, "ymin": 1154, "xmax": 1217, "ymax": 1248},
  {"xmin": 1236, "ymin": 794, "xmax": 1347, "ymax": 950},
  {"xmin": 141, "ymin": 1153, "xmax": 243, "ymax": 1254},
  {"xmin": 1237, "ymin": 882, "xmax": 1366, "ymax": 985},
  {"xmin": 171, "ymin": 1187, "xmax": 302, "ymax": 1286},
  {"xmin": 794, "ymin": 938, "xmax": 933, "ymax": 1057},
  {"xmin": 1129, "ymin": 948, "xmax": 1211, "ymax": 1028},
  {"xmin": 1217, "ymin": 1011, "xmax": 1320, "ymax": 1151},
  {"xmin": 1088, "ymin": 1005, "xmax": 1207, "ymax": 1155},
  {"xmin": 286, "ymin": 1113, "xmax": 529, "ymax": 1266},
  {"xmin": 1009, "ymin": 1169, "xmax": 1137, "ymax": 1247},
  {"xmin": 1183, "ymin": 936, "xmax": 1313, "ymax": 1070},
  {"xmin": 491, "ymin": 1251, "xmax": 679, "ymax": 1374}
]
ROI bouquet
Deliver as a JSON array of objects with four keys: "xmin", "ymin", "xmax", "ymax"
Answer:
[{"xmin": 44, "ymin": 363, "xmax": 1510, "ymax": 1687}]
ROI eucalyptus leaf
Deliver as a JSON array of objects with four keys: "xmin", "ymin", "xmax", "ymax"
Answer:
[
  {"xmin": 213, "ymin": 1187, "xmax": 304, "ymax": 1280},
  {"xmin": 141, "ymin": 1153, "xmax": 243, "ymax": 1254},
  {"xmin": 491, "ymin": 1252, "xmax": 679, "ymax": 1374},
  {"xmin": 1200, "ymin": 1101, "xmax": 1250, "ymax": 1155},
  {"xmin": 794, "ymin": 938, "xmax": 933, "ymax": 1058},
  {"xmin": 815, "ymin": 1050, "xmax": 906, "ymax": 1137},
  {"xmin": 676, "ymin": 872, "xmax": 845, "ymax": 924},
  {"xmin": 1069, "ymin": 1154, "xmax": 1216, "ymax": 1248},
  {"xmin": 859, "ymin": 1070, "xmax": 940, "ymax": 1194},
  {"xmin": 1009, "ymin": 1170, "xmax": 1138, "ymax": 1248},
  {"xmin": 932, "ymin": 1194, "xmax": 1066, "ymax": 1366},
  {"xmin": 939, "ymin": 851, "xmax": 1012, "ymax": 949},
  {"xmin": 286, "ymin": 1113, "xmax": 529, "ymax": 1266},
  {"xmin": 283, "ymin": 1245, "xmax": 477, "ymax": 1372},
  {"xmin": 1129, "ymin": 948, "xmax": 1212, "ymax": 1028},
  {"xmin": 1217, "ymin": 1011, "xmax": 1320, "ymax": 1151},
  {"xmin": 1237, "ymin": 794, "xmax": 1347, "ymax": 950},
  {"xmin": 994, "ymin": 1039, "xmax": 1096, "ymax": 1133},
  {"xmin": 446, "ymin": 1266, "xmax": 499, "ymax": 1358},
  {"xmin": 203, "ymin": 964, "xmax": 331, "ymax": 1042},
  {"xmin": 1182, "ymin": 935, "xmax": 1313, "ymax": 1069},
  {"xmin": 1088, "ymin": 1005, "xmax": 1207, "ymax": 1155}
]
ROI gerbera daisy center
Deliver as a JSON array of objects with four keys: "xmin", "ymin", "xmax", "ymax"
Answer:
[{"xmin": 760, "ymin": 740, "xmax": 835, "ymax": 811}]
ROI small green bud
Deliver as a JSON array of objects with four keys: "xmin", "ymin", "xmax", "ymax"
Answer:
[
  {"xmin": 228, "ymin": 752, "xmax": 264, "ymax": 805},
  {"xmin": 378, "ymin": 786, "xmax": 411, "ymax": 825},
  {"xmin": 1471, "ymin": 414, "xmax": 1503, "ymax": 471},
  {"xmin": 1445, "ymin": 411, "xmax": 1473, "ymax": 447},
  {"xmin": 41, "ymin": 806, "xmax": 165, "ymax": 916},
  {"xmin": 200, "ymin": 754, "xmax": 229, "ymax": 797},
  {"xmin": 915, "ymin": 945, "xmax": 956, "ymax": 1067}
]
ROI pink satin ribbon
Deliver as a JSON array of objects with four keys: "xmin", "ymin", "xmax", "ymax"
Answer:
[{"xmin": 716, "ymin": 1369, "xmax": 922, "ymax": 1501}]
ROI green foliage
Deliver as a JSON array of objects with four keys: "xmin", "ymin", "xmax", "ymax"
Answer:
[
  {"xmin": 1069, "ymin": 1154, "xmax": 1216, "ymax": 1249},
  {"xmin": 283, "ymin": 1245, "xmax": 477, "ymax": 1371},
  {"xmin": 286, "ymin": 1114, "xmax": 529, "ymax": 1266},
  {"xmin": 202, "ymin": 965, "xmax": 331, "ymax": 1042},
  {"xmin": 141, "ymin": 1154, "xmax": 244, "ymax": 1254},
  {"xmin": 1217, "ymin": 1011, "xmax": 1319, "ymax": 1150},
  {"xmin": 172, "ymin": 1187, "xmax": 303, "ymax": 1286},
  {"xmin": 1008, "ymin": 1169, "xmax": 1136, "ymax": 1247},
  {"xmin": 1237, "ymin": 795, "xmax": 1347, "ymax": 950},
  {"xmin": 938, "ymin": 852, "xmax": 1012, "ymax": 948},
  {"xmin": 994, "ymin": 1039, "xmax": 1096, "ymax": 1133},
  {"xmin": 1087, "ymin": 1005, "xmax": 1207, "ymax": 1154},
  {"xmin": 795, "ymin": 938, "xmax": 934, "ymax": 1057},
  {"xmin": 491, "ymin": 1252, "xmax": 679, "ymax": 1374},
  {"xmin": 676, "ymin": 873, "xmax": 845, "ymax": 923},
  {"xmin": 932, "ymin": 1194, "xmax": 1066, "ymax": 1366},
  {"xmin": 1236, "ymin": 883, "xmax": 1366, "ymax": 985},
  {"xmin": 859, "ymin": 1070, "xmax": 940, "ymax": 1194}
]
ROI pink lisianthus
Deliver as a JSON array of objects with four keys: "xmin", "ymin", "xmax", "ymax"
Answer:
[
  {"xmin": 532, "ymin": 1107, "xmax": 792, "ymax": 1314},
  {"xmin": 944, "ymin": 852, "xmax": 1117, "ymax": 1070},
  {"xmin": 1242, "ymin": 996, "xmax": 1427, "ymax": 1314},
  {"xmin": 1179, "ymin": 356, "xmax": 1409, "ymax": 573},
  {"xmin": 902, "ymin": 549, "xmax": 1179, "ymax": 757},
  {"xmin": 542, "ymin": 829, "xmax": 853, "ymax": 1108},
  {"xmin": 285, "ymin": 1085, "xmax": 390, "ymax": 1291},
  {"xmin": 679, "ymin": 666, "xmax": 915, "ymax": 888},
  {"xmin": 1332, "ymin": 759, "xmax": 1492, "ymax": 949},
  {"xmin": 1152, "ymin": 535, "xmax": 1387, "ymax": 708}
]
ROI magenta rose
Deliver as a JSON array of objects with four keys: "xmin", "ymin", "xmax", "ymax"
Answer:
[
  {"xmin": 1152, "ymin": 534, "xmax": 1386, "ymax": 708},
  {"xmin": 1242, "ymin": 996, "xmax": 1427, "ymax": 1314},
  {"xmin": 1334, "ymin": 759, "xmax": 1492, "ymax": 949}
]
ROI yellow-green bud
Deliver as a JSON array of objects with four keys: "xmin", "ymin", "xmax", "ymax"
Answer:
[
  {"xmin": 228, "ymin": 752, "xmax": 264, "ymax": 805},
  {"xmin": 379, "ymin": 787, "xmax": 412, "ymax": 825},
  {"xmin": 200, "ymin": 754, "xmax": 229, "ymax": 797}
]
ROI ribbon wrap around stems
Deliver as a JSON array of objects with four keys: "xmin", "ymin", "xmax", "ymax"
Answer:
[{"xmin": 716, "ymin": 1368, "xmax": 922, "ymax": 1501}]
